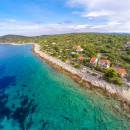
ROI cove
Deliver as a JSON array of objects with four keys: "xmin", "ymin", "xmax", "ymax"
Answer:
[{"xmin": 0, "ymin": 44, "xmax": 130, "ymax": 130}]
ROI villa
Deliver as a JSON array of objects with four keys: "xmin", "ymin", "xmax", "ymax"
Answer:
[
  {"xmin": 126, "ymin": 42, "xmax": 130, "ymax": 47},
  {"xmin": 98, "ymin": 59, "xmax": 111, "ymax": 68},
  {"xmin": 114, "ymin": 67, "xmax": 127, "ymax": 78},
  {"xmin": 90, "ymin": 57, "xmax": 98, "ymax": 66},
  {"xmin": 79, "ymin": 56, "xmax": 85, "ymax": 62},
  {"xmin": 75, "ymin": 45, "xmax": 84, "ymax": 52},
  {"xmin": 52, "ymin": 42, "xmax": 56, "ymax": 45}
]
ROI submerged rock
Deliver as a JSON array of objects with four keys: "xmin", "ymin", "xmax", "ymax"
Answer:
[
  {"xmin": 0, "ymin": 76, "xmax": 16, "ymax": 90},
  {"xmin": 12, "ymin": 96, "xmax": 37, "ymax": 130}
]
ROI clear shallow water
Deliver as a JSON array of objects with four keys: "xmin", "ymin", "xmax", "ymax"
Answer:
[{"xmin": 0, "ymin": 44, "xmax": 130, "ymax": 130}]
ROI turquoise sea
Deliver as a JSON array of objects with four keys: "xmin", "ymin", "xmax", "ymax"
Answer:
[{"xmin": 0, "ymin": 44, "xmax": 130, "ymax": 130}]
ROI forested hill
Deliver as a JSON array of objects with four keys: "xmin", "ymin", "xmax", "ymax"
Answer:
[
  {"xmin": 0, "ymin": 35, "xmax": 30, "ymax": 43},
  {"xmin": 0, "ymin": 33, "xmax": 130, "ymax": 43}
]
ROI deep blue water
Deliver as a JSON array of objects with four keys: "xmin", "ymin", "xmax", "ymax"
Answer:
[{"xmin": 0, "ymin": 44, "xmax": 130, "ymax": 130}]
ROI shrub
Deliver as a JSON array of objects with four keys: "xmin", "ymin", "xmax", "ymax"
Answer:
[{"xmin": 104, "ymin": 68, "xmax": 123, "ymax": 85}]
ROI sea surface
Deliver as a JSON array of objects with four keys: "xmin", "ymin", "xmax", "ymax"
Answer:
[{"xmin": 0, "ymin": 44, "xmax": 130, "ymax": 130}]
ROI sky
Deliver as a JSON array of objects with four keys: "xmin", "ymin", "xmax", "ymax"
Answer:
[{"xmin": 0, "ymin": 0, "xmax": 130, "ymax": 36}]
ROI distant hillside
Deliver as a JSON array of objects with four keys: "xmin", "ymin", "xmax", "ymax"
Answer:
[
  {"xmin": 0, "ymin": 34, "xmax": 28, "ymax": 38},
  {"xmin": 0, "ymin": 33, "xmax": 130, "ymax": 43},
  {"xmin": 0, "ymin": 35, "xmax": 31, "ymax": 43}
]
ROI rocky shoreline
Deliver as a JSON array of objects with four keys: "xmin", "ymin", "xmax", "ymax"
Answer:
[{"xmin": 33, "ymin": 44, "xmax": 130, "ymax": 104}]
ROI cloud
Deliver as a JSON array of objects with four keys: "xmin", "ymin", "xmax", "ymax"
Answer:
[
  {"xmin": 0, "ymin": 1, "xmax": 130, "ymax": 35},
  {"xmin": 0, "ymin": 18, "xmax": 130, "ymax": 36},
  {"xmin": 0, "ymin": 19, "xmax": 92, "ymax": 36},
  {"xmin": 68, "ymin": 0, "xmax": 130, "ymax": 11},
  {"xmin": 81, "ymin": 10, "xmax": 114, "ymax": 18},
  {"xmin": 68, "ymin": 0, "xmax": 130, "ymax": 32},
  {"xmin": 0, "ymin": 20, "xmax": 44, "ymax": 36}
]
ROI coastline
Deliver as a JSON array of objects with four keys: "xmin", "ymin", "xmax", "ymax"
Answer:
[
  {"xmin": 33, "ymin": 44, "xmax": 130, "ymax": 104},
  {"xmin": 0, "ymin": 42, "xmax": 130, "ymax": 114},
  {"xmin": 0, "ymin": 42, "xmax": 33, "ymax": 46}
]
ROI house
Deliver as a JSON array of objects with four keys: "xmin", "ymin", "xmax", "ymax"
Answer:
[
  {"xmin": 114, "ymin": 67, "xmax": 127, "ymax": 78},
  {"xmin": 51, "ymin": 42, "xmax": 56, "ymax": 45},
  {"xmin": 126, "ymin": 42, "xmax": 130, "ymax": 47},
  {"xmin": 90, "ymin": 57, "xmax": 98, "ymax": 66},
  {"xmin": 75, "ymin": 45, "xmax": 84, "ymax": 52},
  {"xmin": 98, "ymin": 59, "xmax": 110, "ymax": 68},
  {"xmin": 79, "ymin": 56, "xmax": 85, "ymax": 62},
  {"xmin": 126, "ymin": 78, "xmax": 130, "ymax": 86}
]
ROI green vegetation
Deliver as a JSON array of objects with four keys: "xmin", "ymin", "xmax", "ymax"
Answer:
[
  {"xmin": 35, "ymin": 33, "xmax": 130, "ymax": 74},
  {"xmin": 104, "ymin": 68, "xmax": 123, "ymax": 85}
]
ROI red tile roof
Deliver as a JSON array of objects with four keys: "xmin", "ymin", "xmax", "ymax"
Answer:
[
  {"xmin": 79, "ymin": 56, "xmax": 85, "ymax": 61},
  {"xmin": 90, "ymin": 57, "xmax": 97, "ymax": 63},
  {"xmin": 113, "ymin": 67, "xmax": 127, "ymax": 77},
  {"xmin": 117, "ymin": 68, "xmax": 127, "ymax": 75}
]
